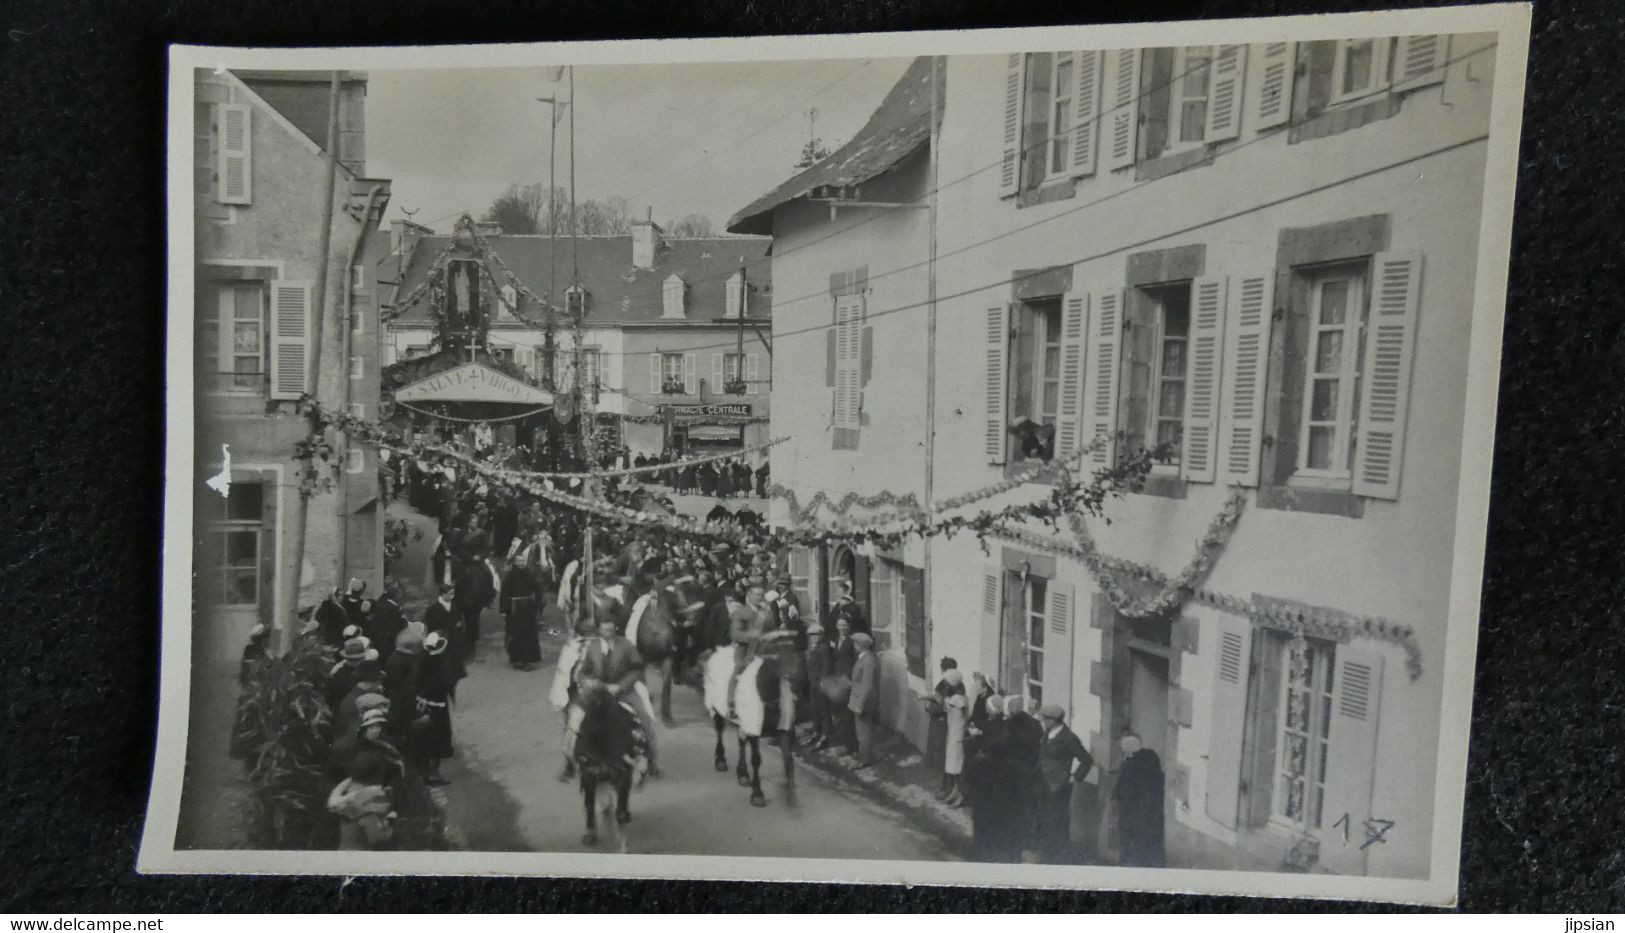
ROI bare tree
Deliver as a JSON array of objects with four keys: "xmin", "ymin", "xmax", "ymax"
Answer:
[{"xmin": 664, "ymin": 214, "xmax": 716, "ymax": 237}]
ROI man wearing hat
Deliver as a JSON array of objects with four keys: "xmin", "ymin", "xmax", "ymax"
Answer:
[
  {"xmin": 367, "ymin": 580, "xmax": 407, "ymax": 667},
  {"xmin": 1035, "ymin": 703, "xmax": 1094, "ymax": 864},
  {"xmin": 847, "ymin": 632, "xmax": 880, "ymax": 767},
  {"xmin": 824, "ymin": 578, "xmax": 870, "ymax": 645},
  {"xmin": 328, "ymin": 636, "xmax": 374, "ymax": 713},
  {"xmin": 803, "ymin": 620, "xmax": 833, "ymax": 749}
]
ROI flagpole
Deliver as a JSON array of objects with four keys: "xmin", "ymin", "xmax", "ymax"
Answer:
[{"xmin": 568, "ymin": 64, "xmax": 596, "ymax": 631}]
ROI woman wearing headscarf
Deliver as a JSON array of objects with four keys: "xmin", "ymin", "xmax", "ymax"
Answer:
[
  {"xmin": 1114, "ymin": 730, "xmax": 1166, "ymax": 867},
  {"xmin": 411, "ymin": 632, "xmax": 456, "ymax": 786},
  {"xmin": 1002, "ymin": 694, "xmax": 1045, "ymax": 857},
  {"xmin": 968, "ymin": 695, "xmax": 1019, "ymax": 861}
]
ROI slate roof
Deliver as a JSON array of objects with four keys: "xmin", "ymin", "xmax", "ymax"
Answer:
[
  {"xmin": 727, "ymin": 56, "xmax": 944, "ymax": 235},
  {"xmin": 387, "ymin": 232, "xmax": 772, "ymax": 326}
]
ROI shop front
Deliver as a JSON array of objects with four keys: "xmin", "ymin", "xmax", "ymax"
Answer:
[{"xmin": 658, "ymin": 403, "xmax": 757, "ymax": 454}]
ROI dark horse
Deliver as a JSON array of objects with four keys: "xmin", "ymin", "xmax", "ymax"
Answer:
[
  {"xmin": 703, "ymin": 629, "xmax": 807, "ymax": 807},
  {"xmin": 628, "ymin": 575, "xmax": 707, "ymax": 725},
  {"xmin": 574, "ymin": 681, "xmax": 647, "ymax": 849}
]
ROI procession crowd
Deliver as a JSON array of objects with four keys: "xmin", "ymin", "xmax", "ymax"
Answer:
[{"xmin": 229, "ymin": 439, "xmax": 1166, "ymax": 864}]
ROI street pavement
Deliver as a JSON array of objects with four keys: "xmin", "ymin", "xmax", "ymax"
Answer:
[{"xmin": 391, "ymin": 499, "xmax": 954, "ymax": 861}]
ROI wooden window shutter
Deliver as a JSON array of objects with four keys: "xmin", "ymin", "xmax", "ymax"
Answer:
[
  {"xmin": 826, "ymin": 326, "xmax": 837, "ymax": 387},
  {"xmin": 1219, "ymin": 272, "xmax": 1276, "ymax": 486},
  {"xmin": 218, "ymin": 103, "xmax": 252, "ymax": 205},
  {"xmin": 1181, "ymin": 275, "xmax": 1228, "ymax": 483},
  {"xmin": 746, "ymin": 353, "xmax": 760, "ymax": 395},
  {"xmin": 1204, "ymin": 45, "xmax": 1247, "ymax": 143},
  {"xmin": 979, "ymin": 567, "xmax": 1003, "ymax": 688},
  {"xmin": 712, "ymin": 353, "xmax": 724, "ymax": 393},
  {"xmin": 1394, "ymin": 35, "xmax": 1449, "ymax": 92},
  {"xmin": 1070, "ymin": 50, "xmax": 1103, "ymax": 177},
  {"xmin": 1204, "ymin": 620, "xmax": 1253, "ymax": 829},
  {"xmin": 1253, "ymin": 42, "xmax": 1295, "ymax": 131},
  {"xmin": 1319, "ymin": 647, "xmax": 1385, "ymax": 876},
  {"xmin": 1353, "ymin": 251, "xmax": 1423, "ymax": 500},
  {"xmin": 683, "ymin": 353, "xmax": 697, "ymax": 395},
  {"xmin": 1081, "ymin": 289, "xmax": 1123, "ymax": 469},
  {"xmin": 649, "ymin": 354, "xmax": 662, "ymax": 394},
  {"xmin": 983, "ymin": 304, "xmax": 1010, "ymax": 464},
  {"xmin": 852, "ymin": 555, "xmax": 872, "ymax": 616},
  {"xmin": 860, "ymin": 326, "xmax": 873, "ymax": 386},
  {"xmin": 902, "ymin": 566, "xmax": 927, "ymax": 678},
  {"xmin": 1042, "ymin": 581, "xmax": 1076, "ymax": 723},
  {"xmin": 1104, "ymin": 50, "xmax": 1142, "ymax": 171},
  {"xmin": 268, "ymin": 281, "xmax": 312, "ymax": 400},
  {"xmin": 998, "ymin": 53, "xmax": 1026, "ymax": 198},
  {"xmin": 1056, "ymin": 291, "xmax": 1089, "ymax": 461}
]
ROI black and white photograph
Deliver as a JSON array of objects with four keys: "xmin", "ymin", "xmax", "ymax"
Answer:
[{"xmin": 143, "ymin": 4, "xmax": 1530, "ymax": 904}]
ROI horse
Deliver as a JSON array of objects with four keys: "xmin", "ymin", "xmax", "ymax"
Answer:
[
  {"xmin": 703, "ymin": 628, "xmax": 806, "ymax": 807},
  {"xmin": 573, "ymin": 679, "xmax": 648, "ymax": 849},
  {"xmin": 627, "ymin": 575, "xmax": 708, "ymax": 725}
]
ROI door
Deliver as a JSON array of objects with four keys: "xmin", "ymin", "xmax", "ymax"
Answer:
[{"xmin": 1128, "ymin": 648, "xmax": 1171, "ymax": 757}]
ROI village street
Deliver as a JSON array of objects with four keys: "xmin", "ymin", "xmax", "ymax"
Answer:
[{"xmin": 389, "ymin": 497, "xmax": 956, "ymax": 861}]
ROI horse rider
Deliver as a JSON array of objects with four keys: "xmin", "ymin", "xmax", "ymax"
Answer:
[
  {"xmin": 551, "ymin": 611, "xmax": 596, "ymax": 781},
  {"xmin": 727, "ymin": 581, "xmax": 772, "ymax": 710}
]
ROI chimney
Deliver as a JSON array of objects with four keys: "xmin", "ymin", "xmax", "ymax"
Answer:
[{"xmin": 632, "ymin": 212, "xmax": 663, "ymax": 271}]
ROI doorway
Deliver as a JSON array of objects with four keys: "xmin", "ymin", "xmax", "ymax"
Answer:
[{"xmin": 1127, "ymin": 649, "xmax": 1171, "ymax": 758}]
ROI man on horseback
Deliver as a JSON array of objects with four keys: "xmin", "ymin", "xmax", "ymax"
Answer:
[
  {"xmin": 727, "ymin": 582, "xmax": 771, "ymax": 710},
  {"xmin": 570, "ymin": 607, "xmax": 661, "ymax": 784}
]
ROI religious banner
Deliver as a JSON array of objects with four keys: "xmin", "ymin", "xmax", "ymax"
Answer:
[{"xmin": 394, "ymin": 362, "xmax": 555, "ymax": 406}]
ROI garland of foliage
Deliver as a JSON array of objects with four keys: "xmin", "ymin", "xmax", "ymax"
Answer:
[
  {"xmin": 380, "ymin": 238, "xmax": 458, "ymax": 323},
  {"xmin": 295, "ymin": 397, "xmax": 1153, "ymax": 552},
  {"xmin": 987, "ymin": 488, "xmax": 1423, "ymax": 680},
  {"xmin": 768, "ymin": 437, "xmax": 1104, "ymax": 528},
  {"xmin": 496, "ymin": 435, "xmax": 788, "ymax": 481},
  {"xmin": 396, "ymin": 399, "xmax": 552, "ymax": 424}
]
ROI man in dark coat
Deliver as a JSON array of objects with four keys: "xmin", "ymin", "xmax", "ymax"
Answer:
[
  {"xmin": 314, "ymin": 590, "xmax": 352, "ymax": 648},
  {"xmin": 803, "ymin": 621, "xmax": 832, "ymax": 747},
  {"xmin": 1035, "ymin": 704, "xmax": 1094, "ymax": 864},
  {"xmin": 422, "ymin": 583, "xmax": 467, "ymax": 684},
  {"xmin": 366, "ymin": 582, "xmax": 407, "ymax": 667},
  {"xmin": 754, "ymin": 461, "xmax": 769, "ymax": 498},
  {"xmin": 826, "ymin": 616, "xmax": 859, "ymax": 752},
  {"xmin": 1002, "ymin": 695, "xmax": 1045, "ymax": 856},
  {"xmin": 454, "ymin": 558, "xmax": 493, "ymax": 660},
  {"xmin": 825, "ymin": 580, "xmax": 870, "ymax": 642},
  {"xmin": 1114, "ymin": 731, "xmax": 1167, "ymax": 867}
]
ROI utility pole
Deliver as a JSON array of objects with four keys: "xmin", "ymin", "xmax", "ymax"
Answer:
[
  {"xmin": 922, "ymin": 57, "xmax": 942, "ymax": 667},
  {"xmin": 736, "ymin": 263, "xmax": 746, "ymax": 387},
  {"xmin": 537, "ymin": 94, "xmax": 564, "ymax": 392},
  {"xmin": 285, "ymin": 71, "xmax": 343, "ymax": 654},
  {"xmin": 568, "ymin": 64, "xmax": 597, "ymax": 632}
]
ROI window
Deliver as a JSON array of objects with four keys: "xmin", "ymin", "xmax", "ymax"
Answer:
[
  {"xmin": 722, "ymin": 353, "xmax": 746, "ymax": 394},
  {"xmin": 661, "ymin": 352, "xmax": 686, "ymax": 394},
  {"xmin": 1172, "ymin": 46, "xmax": 1213, "ymax": 150},
  {"xmin": 662, "ymin": 275, "xmax": 686, "ymax": 319},
  {"xmin": 1271, "ymin": 636, "xmax": 1337, "ymax": 833},
  {"xmin": 1000, "ymin": 571, "xmax": 1046, "ymax": 709},
  {"xmin": 352, "ymin": 264, "xmax": 366, "ymax": 291},
  {"xmin": 565, "ymin": 286, "xmax": 586, "ymax": 317},
  {"xmin": 1008, "ymin": 300, "xmax": 1062, "ymax": 462},
  {"xmin": 832, "ymin": 294, "xmax": 863, "ymax": 433},
  {"xmin": 349, "ymin": 355, "xmax": 364, "ymax": 381},
  {"xmin": 725, "ymin": 272, "xmax": 746, "ymax": 319},
  {"xmin": 345, "ymin": 448, "xmax": 366, "ymax": 475},
  {"xmin": 1145, "ymin": 284, "xmax": 1192, "ymax": 468},
  {"xmin": 498, "ymin": 284, "xmax": 519, "ymax": 321},
  {"xmin": 201, "ymin": 481, "xmax": 263, "ymax": 607},
  {"xmin": 404, "ymin": 344, "xmax": 430, "ymax": 361},
  {"xmin": 1296, "ymin": 266, "xmax": 1369, "ymax": 480},
  {"xmin": 1049, "ymin": 53, "xmax": 1075, "ymax": 176},
  {"xmin": 869, "ymin": 558, "xmax": 902, "ymax": 653},
  {"xmin": 491, "ymin": 347, "xmax": 514, "ymax": 366},
  {"xmin": 1331, "ymin": 38, "xmax": 1392, "ymax": 105},
  {"xmin": 199, "ymin": 282, "xmax": 266, "ymax": 392}
]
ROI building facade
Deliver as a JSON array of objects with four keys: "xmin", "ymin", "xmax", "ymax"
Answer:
[
  {"xmin": 735, "ymin": 35, "xmax": 1496, "ymax": 878},
  {"xmin": 193, "ymin": 68, "xmax": 392, "ymax": 671},
  {"xmin": 384, "ymin": 223, "xmax": 772, "ymax": 459}
]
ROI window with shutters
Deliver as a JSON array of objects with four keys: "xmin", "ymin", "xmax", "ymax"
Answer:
[
  {"xmin": 199, "ymin": 481, "xmax": 264, "ymax": 607},
  {"xmin": 1170, "ymin": 46, "xmax": 1213, "ymax": 152},
  {"xmin": 1142, "ymin": 283, "xmax": 1192, "ymax": 471},
  {"xmin": 1331, "ymin": 38, "xmax": 1393, "ymax": 105},
  {"xmin": 1297, "ymin": 265, "xmax": 1369, "ymax": 481},
  {"xmin": 722, "ymin": 353, "xmax": 746, "ymax": 395},
  {"xmin": 198, "ymin": 282, "xmax": 267, "ymax": 393},
  {"xmin": 1007, "ymin": 300, "xmax": 1062, "ymax": 463},
  {"xmin": 1270, "ymin": 635, "xmax": 1337, "ymax": 834},
  {"xmin": 660, "ymin": 353, "xmax": 686, "ymax": 394},
  {"xmin": 1049, "ymin": 54, "xmax": 1075, "ymax": 176},
  {"xmin": 832, "ymin": 294, "xmax": 864, "ymax": 436},
  {"xmin": 1001, "ymin": 571, "xmax": 1047, "ymax": 709},
  {"xmin": 869, "ymin": 558, "xmax": 903, "ymax": 653}
]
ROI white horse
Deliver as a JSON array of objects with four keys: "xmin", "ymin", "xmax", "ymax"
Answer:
[{"xmin": 702, "ymin": 632, "xmax": 800, "ymax": 807}]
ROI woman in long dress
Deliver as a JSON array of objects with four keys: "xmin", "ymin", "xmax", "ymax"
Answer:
[
  {"xmin": 1114, "ymin": 731, "xmax": 1167, "ymax": 867},
  {"xmin": 411, "ymin": 633, "xmax": 456, "ymax": 786},
  {"xmin": 942, "ymin": 671, "xmax": 969, "ymax": 807}
]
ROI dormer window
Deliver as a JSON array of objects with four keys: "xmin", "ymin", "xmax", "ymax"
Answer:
[
  {"xmin": 663, "ymin": 274, "xmax": 687, "ymax": 319},
  {"xmin": 565, "ymin": 285, "xmax": 587, "ymax": 318},
  {"xmin": 725, "ymin": 271, "xmax": 746, "ymax": 319},
  {"xmin": 498, "ymin": 284, "xmax": 519, "ymax": 321}
]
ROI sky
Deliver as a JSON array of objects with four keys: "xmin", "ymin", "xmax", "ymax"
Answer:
[{"xmin": 365, "ymin": 57, "xmax": 914, "ymax": 234}]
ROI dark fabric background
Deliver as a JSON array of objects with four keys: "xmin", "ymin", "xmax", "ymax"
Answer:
[{"xmin": 2, "ymin": 0, "xmax": 1620, "ymax": 913}]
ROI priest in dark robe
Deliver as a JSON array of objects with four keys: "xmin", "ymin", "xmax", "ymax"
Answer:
[
  {"xmin": 501, "ymin": 552, "xmax": 543, "ymax": 669},
  {"xmin": 1114, "ymin": 731, "xmax": 1167, "ymax": 867}
]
